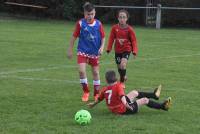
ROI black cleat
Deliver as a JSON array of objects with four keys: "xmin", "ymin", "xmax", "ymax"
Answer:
[{"xmin": 162, "ymin": 97, "xmax": 172, "ymax": 111}]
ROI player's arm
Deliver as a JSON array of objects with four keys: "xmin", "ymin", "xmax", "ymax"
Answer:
[
  {"xmin": 129, "ymin": 28, "xmax": 138, "ymax": 57},
  {"xmin": 118, "ymin": 84, "xmax": 133, "ymax": 111},
  {"xmin": 98, "ymin": 37, "xmax": 105, "ymax": 55},
  {"xmin": 98, "ymin": 23, "xmax": 105, "ymax": 55},
  {"xmin": 121, "ymin": 96, "xmax": 133, "ymax": 111},
  {"xmin": 106, "ymin": 26, "xmax": 115, "ymax": 53},
  {"xmin": 67, "ymin": 21, "xmax": 80, "ymax": 59},
  {"xmin": 87, "ymin": 99, "xmax": 101, "ymax": 108},
  {"xmin": 87, "ymin": 87, "xmax": 105, "ymax": 108},
  {"xmin": 67, "ymin": 36, "xmax": 77, "ymax": 59}
]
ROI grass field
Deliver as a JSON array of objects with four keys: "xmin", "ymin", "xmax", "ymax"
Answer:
[{"xmin": 0, "ymin": 17, "xmax": 200, "ymax": 134}]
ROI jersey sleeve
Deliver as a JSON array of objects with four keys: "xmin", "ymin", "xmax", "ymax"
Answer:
[
  {"xmin": 117, "ymin": 83, "xmax": 125, "ymax": 97},
  {"xmin": 99, "ymin": 22, "xmax": 105, "ymax": 38},
  {"xmin": 106, "ymin": 26, "xmax": 116, "ymax": 52},
  {"xmin": 129, "ymin": 27, "xmax": 138, "ymax": 55},
  {"xmin": 72, "ymin": 21, "xmax": 81, "ymax": 38}
]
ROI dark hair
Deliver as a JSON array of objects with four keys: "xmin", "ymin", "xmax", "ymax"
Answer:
[
  {"xmin": 118, "ymin": 9, "xmax": 130, "ymax": 18},
  {"xmin": 105, "ymin": 70, "xmax": 117, "ymax": 84},
  {"xmin": 83, "ymin": 2, "xmax": 95, "ymax": 12}
]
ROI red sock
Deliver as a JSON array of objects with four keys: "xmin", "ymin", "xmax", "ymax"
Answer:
[{"xmin": 81, "ymin": 83, "xmax": 89, "ymax": 93}]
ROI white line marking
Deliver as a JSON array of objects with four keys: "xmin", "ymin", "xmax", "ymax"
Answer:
[
  {"xmin": 137, "ymin": 53, "xmax": 200, "ymax": 61},
  {"xmin": 1, "ymin": 75, "xmax": 199, "ymax": 93},
  {"xmin": 0, "ymin": 65, "xmax": 77, "ymax": 75},
  {"xmin": 0, "ymin": 53, "xmax": 200, "ymax": 75},
  {"xmin": 0, "ymin": 75, "xmax": 79, "ymax": 84}
]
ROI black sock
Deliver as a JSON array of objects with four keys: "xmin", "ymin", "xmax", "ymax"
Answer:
[
  {"xmin": 147, "ymin": 100, "xmax": 164, "ymax": 109},
  {"xmin": 118, "ymin": 69, "xmax": 126, "ymax": 82},
  {"xmin": 137, "ymin": 91, "xmax": 157, "ymax": 99}
]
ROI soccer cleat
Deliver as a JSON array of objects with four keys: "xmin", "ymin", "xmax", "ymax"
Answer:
[
  {"xmin": 163, "ymin": 97, "xmax": 171, "ymax": 111},
  {"xmin": 154, "ymin": 84, "xmax": 162, "ymax": 100},
  {"xmin": 82, "ymin": 92, "xmax": 89, "ymax": 102}
]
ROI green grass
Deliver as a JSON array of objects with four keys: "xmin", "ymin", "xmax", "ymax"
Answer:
[{"xmin": 0, "ymin": 18, "xmax": 200, "ymax": 134}]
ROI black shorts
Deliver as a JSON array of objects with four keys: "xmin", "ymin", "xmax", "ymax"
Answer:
[
  {"xmin": 123, "ymin": 96, "xmax": 138, "ymax": 115},
  {"xmin": 115, "ymin": 52, "xmax": 131, "ymax": 64}
]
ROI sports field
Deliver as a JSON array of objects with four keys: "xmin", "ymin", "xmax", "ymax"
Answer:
[{"xmin": 0, "ymin": 18, "xmax": 200, "ymax": 134}]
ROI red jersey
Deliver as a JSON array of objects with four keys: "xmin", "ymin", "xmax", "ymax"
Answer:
[
  {"xmin": 107, "ymin": 24, "xmax": 138, "ymax": 55},
  {"xmin": 98, "ymin": 82, "xmax": 126, "ymax": 114}
]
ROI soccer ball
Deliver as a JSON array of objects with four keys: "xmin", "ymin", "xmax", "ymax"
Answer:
[{"xmin": 74, "ymin": 109, "xmax": 91, "ymax": 125}]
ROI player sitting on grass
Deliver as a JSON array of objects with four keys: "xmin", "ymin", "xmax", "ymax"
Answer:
[{"xmin": 87, "ymin": 70, "xmax": 171, "ymax": 115}]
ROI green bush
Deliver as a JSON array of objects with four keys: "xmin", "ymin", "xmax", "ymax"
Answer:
[{"xmin": 1, "ymin": 0, "xmax": 200, "ymax": 27}]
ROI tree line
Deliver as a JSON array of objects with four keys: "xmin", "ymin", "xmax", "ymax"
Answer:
[{"xmin": 0, "ymin": 0, "xmax": 200, "ymax": 27}]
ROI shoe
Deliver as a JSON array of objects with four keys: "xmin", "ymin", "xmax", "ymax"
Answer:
[
  {"xmin": 94, "ymin": 94, "xmax": 99, "ymax": 101},
  {"xmin": 82, "ymin": 92, "xmax": 89, "ymax": 102},
  {"xmin": 163, "ymin": 97, "xmax": 171, "ymax": 111},
  {"xmin": 154, "ymin": 84, "xmax": 162, "ymax": 100}
]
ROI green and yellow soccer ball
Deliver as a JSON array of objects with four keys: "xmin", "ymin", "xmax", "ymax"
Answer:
[{"xmin": 74, "ymin": 109, "xmax": 91, "ymax": 125}]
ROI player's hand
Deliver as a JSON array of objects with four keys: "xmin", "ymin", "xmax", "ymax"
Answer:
[
  {"xmin": 67, "ymin": 49, "xmax": 73, "ymax": 59},
  {"xmin": 126, "ymin": 103, "xmax": 133, "ymax": 111},
  {"xmin": 98, "ymin": 47, "xmax": 104, "ymax": 56},
  {"xmin": 87, "ymin": 102, "xmax": 95, "ymax": 108},
  {"xmin": 132, "ymin": 52, "xmax": 137, "ymax": 59}
]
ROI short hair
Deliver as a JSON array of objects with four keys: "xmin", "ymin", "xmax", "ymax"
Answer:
[
  {"xmin": 118, "ymin": 9, "xmax": 130, "ymax": 18},
  {"xmin": 83, "ymin": 2, "xmax": 95, "ymax": 12},
  {"xmin": 105, "ymin": 70, "xmax": 117, "ymax": 84}
]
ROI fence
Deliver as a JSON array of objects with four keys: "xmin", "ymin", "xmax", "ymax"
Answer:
[{"xmin": 95, "ymin": 5, "xmax": 200, "ymax": 29}]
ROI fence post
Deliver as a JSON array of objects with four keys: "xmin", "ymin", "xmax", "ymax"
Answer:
[{"xmin": 156, "ymin": 4, "xmax": 161, "ymax": 29}]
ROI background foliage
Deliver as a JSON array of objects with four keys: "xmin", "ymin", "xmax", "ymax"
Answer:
[{"xmin": 1, "ymin": 0, "xmax": 200, "ymax": 26}]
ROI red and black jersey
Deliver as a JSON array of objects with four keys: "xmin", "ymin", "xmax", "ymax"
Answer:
[
  {"xmin": 98, "ymin": 82, "xmax": 126, "ymax": 114},
  {"xmin": 107, "ymin": 24, "xmax": 138, "ymax": 55}
]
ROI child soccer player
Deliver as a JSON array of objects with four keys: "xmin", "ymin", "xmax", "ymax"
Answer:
[
  {"xmin": 106, "ymin": 9, "xmax": 138, "ymax": 83},
  {"xmin": 87, "ymin": 70, "xmax": 172, "ymax": 115},
  {"xmin": 67, "ymin": 2, "xmax": 105, "ymax": 102}
]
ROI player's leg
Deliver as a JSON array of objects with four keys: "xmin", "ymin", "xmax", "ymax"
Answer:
[
  {"xmin": 115, "ymin": 53, "xmax": 122, "ymax": 80},
  {"xmin": 89, "ymin": 58, "xmax": 100, "ymax": 101},
  {"xmin": 123, "ymin": 96, "xmax": 138, "ymax": 114},
  {"xmin": 77, "ymin": 55, "xmax": 89, "ymax": 102},
  {"xmin": 136, "ymin": 85, "xmax": 162, "ymax": 100},
  {"xmin": 136, "ymin": 97, "xmax": 171, "ymax": 111},
  {"xmin": 119, "ymin": 52, "xmax": 130, "ymax": 82},
  {"xmin": 119, "ymin": 58, "xmax": 128, "ymax": 82},
  {"xmin": 126, "ymin": 90, "xmax": 139, "ymax": 100}
]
